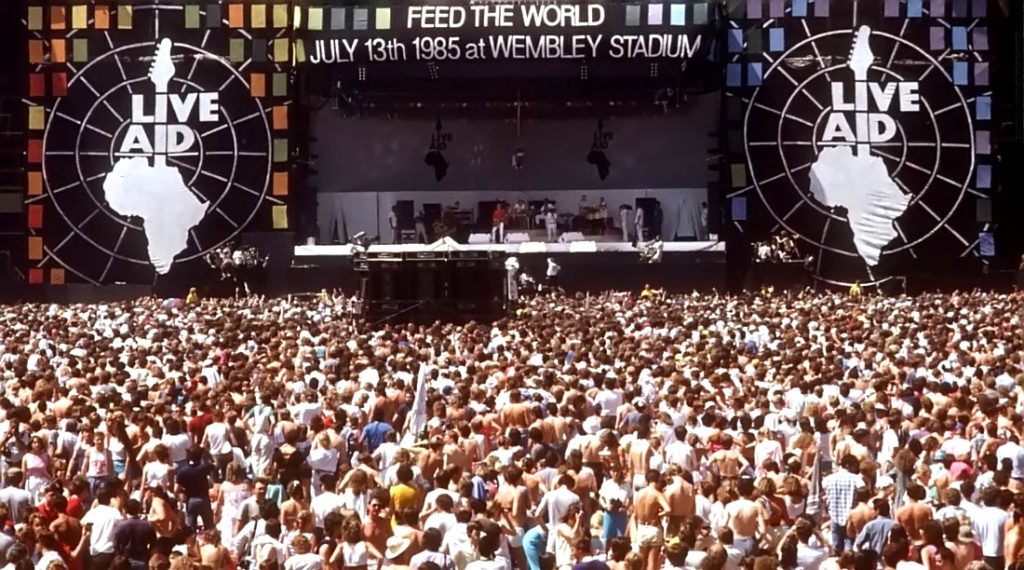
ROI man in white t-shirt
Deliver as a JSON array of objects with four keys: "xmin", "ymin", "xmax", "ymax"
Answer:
[{"xmin": 81, "ymin": 487, "xmax": 125, "ymax": 570}]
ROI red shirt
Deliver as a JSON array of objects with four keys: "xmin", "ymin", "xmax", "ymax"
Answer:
[
  {"xmin": 492, "ymin": 206, "xmax": 506, "ymax": 223},
  {"xmin": 66, "ymin": 496, "xmax": 84, "ymax": 519},
  {"xmin": 188, "ymin": 412, "xmax": 213, "ymax": 440}
]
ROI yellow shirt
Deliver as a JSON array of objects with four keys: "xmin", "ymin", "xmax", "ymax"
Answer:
[{"xmin": 390, "ymin": 483, "xmax": 421, "ymax": 526}]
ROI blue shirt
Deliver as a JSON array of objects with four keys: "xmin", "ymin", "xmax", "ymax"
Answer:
[
  {"xmin": 855, "ymin": 517, "xmax": 894, "ymax": 554},
  {"xmin": 361, "ymin": 422, "xmax": 393, "ymax": 453}
]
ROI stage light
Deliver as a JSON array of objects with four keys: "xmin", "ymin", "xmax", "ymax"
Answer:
[
  {"xmin": 425, "ymin": 118, "xmax": 450, "ymax": 181},
  {"xmin": 511, "ymin": 147, "xmax": 525, "ymax": 170}
]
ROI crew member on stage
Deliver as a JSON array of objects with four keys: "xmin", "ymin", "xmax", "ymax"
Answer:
[
  {"xmin": 491, "ymin": 202, "xmax": 507, "ymax": 243},
  {"xmin": 389, "ymin": 206, "xmax": 399, "ymax": 244},
  {"xmin": 545, "ymin": 205, "xmax": 558, "ymax": 242},
  {"xmin": 546, "ymin": 257, "xmax": 561, "ymax": 290},
  {"xmin": 634, "ymin": 205, "xmax": 645, "ymax": 243},
  {"xmin": 620, "ymin": 205, "xmax": 631, "ymax": 242},
  {"xmin": 414, "ymin": 208, "xmax": 428, "ymax": 243},
  {"xmin": 599, "ymin": 197, "xmax": 609, "ymax": 232}
]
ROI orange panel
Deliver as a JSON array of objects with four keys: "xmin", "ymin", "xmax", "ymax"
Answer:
[
  {"xmin": 28, "ymin": 40, "xmax": 44, "ymax": 64},
  {"xmin": 273, "ymin": 171, "xmax": 289, "ymax": 196},
  {"xmin": 50, "ymin": 269, "xmax": 65, "ymax": 285},
  {"xmin": 273, "ymin": 106, "xmax": 288, "ymax": 130},
  {"xmin": 228, "ymin": 4, "xmax": 244, "ymax": 27},
  {"xmin": 250, "ymin": 73, "xmax": 265, "ymax": 97},
  {"xmin": 94, "ymin": 5, "xmax": 110, "ymax": 29},
  {"xmin": 28, "ymin": 237, "xmax": 43, "ymax": 261},
  {"xmin": 27, "ymin": 172, "xmax": 42, "ymax": 196},
  {"xmin": 51, "ymin": 39, "xmax": 67, "ymax": 63},
  {"xmin": 51, "ymin": 6, "xmax": 67, "ymax": 30}
]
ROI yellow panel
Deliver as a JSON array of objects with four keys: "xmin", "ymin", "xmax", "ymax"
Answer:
[
  {"xmin": 272, "ymin": 205, "xmax": 288, "ymax": 229},
  {"xmin": 117, "ymin": 5, "xmax": 133, "ymax": 29},
  {"xmin": 27, "ymin": 7, "xmax": 43, "ymax": 30},
  {"xmin": 308, "ymin": 7, "xmax": 323, "ymax": 30},
  {"xmin": 272, "ymin": 3, "xmax": 288, "ymax": 27},
  {"xmin": 251, "ymin": 5, "xmax": 267, "ymax": 28},
  {"xmin": 72, "ymin": 5, "xmax": 88, "ymax": 29},
  {"xmin": 28, "ymin": 106, "xmax": 45, "ymax": 130}
]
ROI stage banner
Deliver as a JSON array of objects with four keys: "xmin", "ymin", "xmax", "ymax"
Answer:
[
  {"xmin": 22, "ymin": 3, "xmax": 293, "ymax": 286},
  {"xmin": 719, "ymin": 0, "xmax": 993, "ymax": 288},
  {"xmin": 302, "ymin": 0, "xmax": 720, "ymax": 64}
]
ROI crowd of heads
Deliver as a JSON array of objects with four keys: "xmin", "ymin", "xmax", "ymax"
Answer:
[{"xmin": 0, "ymin": 289, "xmax": 1021, "ymax": 570}]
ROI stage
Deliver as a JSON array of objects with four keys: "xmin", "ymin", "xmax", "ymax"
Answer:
[{"xmin": 290, "ymin": 239, "xmax": 728, "ymax": 295}]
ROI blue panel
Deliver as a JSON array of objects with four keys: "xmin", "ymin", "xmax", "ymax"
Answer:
[
  {"xmin": 769, "ymin": 28, "xmax": 785, "ymax": 52},
  {"xmin": 952, "ymin": 61, "xmax": 968, "ymax": 85},
  {"xmin": 952, "ymin": 27, "xmax": 968, "ymax": 50},
  {"xmin": 726, "ymin": 63, "xmax": 742, "ymax": 87},
  {"xmin": 792, "ymin": 0, "xmax": 808, "ymax": 16},
  {"xmin": 747, "ymin": 63, "xmax": 763, "ymax": 86},
  {"xmin": 731, "ymin": 197, "xmax": 747, "ymax": 221},
  {"xmin": 976, "ymin": 165, "xmax": 992, "ymax": 189},
  {"xmin": 728, "ymin": 28, "xmax": 743, "ymax": 53},
  {"xmin": 976, "ymin": 96, "xmax": 992, "ymax": 121},
  {"xmin": 908, "ymin": 0, "xmax": 923, "ymax": 17}
]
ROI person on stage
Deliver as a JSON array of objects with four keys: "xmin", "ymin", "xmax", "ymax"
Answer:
[
  {"xmin": 634, "ymin": 206, "xmax": 645, "ymax": 243},
  {"xmin": 491, "ymin": 202, "xmax": 507, "ymax": 243},
  {"xmin": 619, "ymin": 205, "xmax": 631, "ymax": 242},
  {"xmin": 545, "ymin": 206, "xmax": 558, "ymax": 242},
  {"xmin": 414, "ymin": 208, "xmax": 428, "ymax": 243},
  {"xmin": 389, "ymin": 206, "xmax": 399, "ymax": 244}
]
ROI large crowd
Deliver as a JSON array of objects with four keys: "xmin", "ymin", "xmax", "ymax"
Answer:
[{"xmin": 0, "ymin": 289, "xmax": 1022, "ymax": 570}]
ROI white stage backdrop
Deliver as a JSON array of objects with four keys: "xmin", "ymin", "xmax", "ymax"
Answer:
[{"xmin": 318, "ymin": 188, "xmax": 707, "ymax": 244}]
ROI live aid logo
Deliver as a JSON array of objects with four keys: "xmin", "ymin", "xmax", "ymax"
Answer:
[
  {"xmin": 118, "ymin": 93, "xmax": 221, "ymax": 155},
  {"xmin": 821, "ymin": 81, "xmax": 920, "ymax": 147}
]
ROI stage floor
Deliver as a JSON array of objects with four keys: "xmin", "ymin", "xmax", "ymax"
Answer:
[
  {"xmin": 294, "ymin": 240, "xmax": 724, "ymax": 257},
  {"xmin": 291, "ymin": 239, "xmax": 729, "ymax": 294}
]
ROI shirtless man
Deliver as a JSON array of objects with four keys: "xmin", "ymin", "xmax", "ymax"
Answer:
[
  {"xmin": 500, "ymin": 390, "xmax": 531, "ymax": 431},
  {"xmin": 418, "ymin": 437, "xmax": 444, "ymax": 486},
  {"xmin": 529, "ymin": 406, "xmax": 557, "ymax": 445},
  {"xmin": 895, "ymin": 483, "xmax": 933, "ymax": 542},
  {"xmin": 723, "ymin": 477, "xmax": 767, "ymax": 556},
  {"xmin": 628, "ymin": 425, "xmax": 653, "ymax": 491},
  {"xmin": 845, "ymin": 487, "xmax": 877, "ymax": 540},
  {"xmin": 443, "ymin": 430, "xmax": 471, "ymax": 473},
  {"xmin": 663, "ymin": 465, "xmax": 695, "ymax": 537},
  {"xmin": 520, "ymin": 457, "xmax": 544, "ymax": 505},
  {"xmin": 494, "ymin": 466, "xmax": 531, "ymax": 570},
  {"xmin": 708, "ymin": 434, "xmax": 748, "ymax": 480},
  {"xmin": 632, "ymin": 470, "xmax": 671, "ymax": 570}
]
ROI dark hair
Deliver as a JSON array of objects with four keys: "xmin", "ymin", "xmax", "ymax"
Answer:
[{"xmin": 422, "ymin": 528, "xmax": 443, "ymax": 551}]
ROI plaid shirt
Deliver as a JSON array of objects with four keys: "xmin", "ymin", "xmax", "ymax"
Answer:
[{"xmin": 822, "ymin": 469, "xmax": 865, "ymax": 525}]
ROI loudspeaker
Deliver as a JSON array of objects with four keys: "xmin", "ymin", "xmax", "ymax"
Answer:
[
  {"xmin": 478, "ymin": 201, "xmax": 498, "ymax": 227},
  {"xmin": 242, "ymin": 231, "xmax": 294, "ymax": 295},
  {"xmin": 394, "ymin": 200, "xmax": 415, "ymax": 230},
  {"xmin": 357, "ymin": 251, "xmax": 506, "ymax": 322},
  {"xmin": 635, "ymin": 197, "xmax": 661, "ymax": 238}
]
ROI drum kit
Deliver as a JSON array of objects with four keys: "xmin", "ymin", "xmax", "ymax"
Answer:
[{"xmin": 204, "ymin": 243, "xmax": 268, "ymax": 296}]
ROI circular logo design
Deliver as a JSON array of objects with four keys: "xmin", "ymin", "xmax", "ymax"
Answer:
[
  {"xmin": 40, "ymin": 34, "xmax": 271, "ymax": 283},
  {"xmin": 743, "ymin": 26, "xmax": 975, "ymax": 284}
]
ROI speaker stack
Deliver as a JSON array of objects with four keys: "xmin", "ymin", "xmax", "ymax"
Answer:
[{"xmin": 354, "ymin": 250, "xmax": 507, "ymax": 322}]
